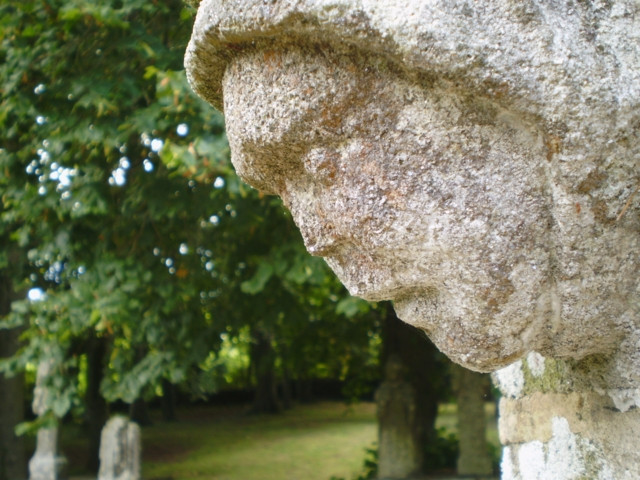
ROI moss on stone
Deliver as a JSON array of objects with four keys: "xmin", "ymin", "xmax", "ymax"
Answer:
[{"xmin": 521, "ymin": 356, "xmax": 573, "ymax": 395}]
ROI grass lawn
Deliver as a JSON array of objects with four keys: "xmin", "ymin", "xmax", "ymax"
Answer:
[
  {"xmin": 57, "ymin": 400, "xmax": 498, "ymax": 480},
  {"xmin": 141, "ymin": 402, "xmax": 377, "ymax": 480}
]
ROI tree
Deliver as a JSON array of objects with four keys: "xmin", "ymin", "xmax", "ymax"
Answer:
[
  {"xmin": 238, "ymin": 233, "xmax": 382, "ymax": 411},
  {"xmin": 381, "ymin": 306, "xmax": 452, "ymax": 473},
  {"xmin": 452, "ymin": 365, "xmax": 493, "ymax": 476},
  {"xmin": 0, "ymin": 0, "xmax": 233, "ymax": 470},
  {"xmin": 0, "ymin": 0, "xmax": 380, "ymax": 450}
]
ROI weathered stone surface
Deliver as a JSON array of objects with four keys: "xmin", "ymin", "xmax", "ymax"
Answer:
[
  {"xmin": 98, "ymin": 416, "xmax": 141, "ymax": 480},
  {"xmin": 28, "ymin": 428, "xmax": 67, "ymax": 480},
  {"xmin": 185, "ymin": 1, "xmax": 639, "ymax": 478},
  {"xmin": 186, "ymin": 0, "xmax": 639, "ymax": 378},
  {"xmin": 492, "ymin": 354, "xmax": 640, "ymax": 478}
]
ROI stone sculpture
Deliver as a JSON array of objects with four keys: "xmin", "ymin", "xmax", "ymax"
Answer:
[
  {"xmin": 375, "ymin": 355, "xmax": 421, "ymax": 479},
  {"xmin": 28, "ymin": 359, "xmax": 67, "ymax": 480},
  {"xmin": 98, "ymin": 416, "xmax": 141, "ymax": 480},
  {"xmin": 185, "ymin": 1, "xmax": 639, "ymax": 478}
]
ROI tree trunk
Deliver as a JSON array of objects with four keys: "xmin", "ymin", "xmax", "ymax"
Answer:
[
  {"xmin": 376, "ymin": 355, "xmax": 422, "ymax": 479},
  {"xmin": 85, "ymin": 335, "xmax": 109, "ymax": 474},
  {"xmin": 129, "ymin": 348, "xmax": 153, "ymax": 426},
  {"xmin": 250, "ymin": 326, "xmax": 282, "ymax": 413},
  {"xmin": 129, "ymin": 398, "xmax": 153, "ymax": 426},
  {"xmin": 0, "ymin": 329, "xmax": 26, "ymax": 480},
  {"xmin": 382, "ymin": 305, "xmax": 449, "ymax": 473},
  {"xmin": 295, "ymin": 378, "xmax": 314, "ymax": 403},
  {"xmin": 452, "ymin": 364, "xmax": 493, "ymax": 476},
  {"xmin": 279, "ymin": 365, "xmax": 293, "ymax": 410},
  {"xmin": 0, "ymin": 272, "xmax": 26, "ymax": 480},
  {"xmin": 161, "ymin": 379, "xmax": 177, "ymax": 422}
]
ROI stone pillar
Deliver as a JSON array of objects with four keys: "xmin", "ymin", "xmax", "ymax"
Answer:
[
  {"xmin": 494, "ymin": 353, "xmax": 640, "ymax": 479},
  {"xmin": 375, "ymin": 355, "xmax": 421, "ymax": 479},
  {"xmin": 184, "ymin": 1, "xmax": 639, "ymax": 478},
  {"xmin": 28, "ymin": 360, "xmax": 67, "ymax": 480},
  {"xmin": 98, "ymin": 416, "xmax": 141, "ymax": 480}
]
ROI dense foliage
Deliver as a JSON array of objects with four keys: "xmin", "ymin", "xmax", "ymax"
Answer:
[{"xmin": 0, "ymin": 0, "xmax": 380, "ymax": 427}]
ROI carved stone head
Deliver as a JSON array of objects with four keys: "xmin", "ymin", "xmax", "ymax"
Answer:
[{"xmin": 185, "ymin": 0, "xmax": 639, "ymax": 377}]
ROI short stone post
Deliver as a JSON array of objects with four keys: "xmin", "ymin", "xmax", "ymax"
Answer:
[
  {"xmin": 28, "ymin": 359, "xmax": 67, "ymax": 480},
  {"xmin": 98, "ymin": 416, "xmax": 141, "ymax": 480},
  {"xmin": 375, "ymin": 355, "xmax": 421, "ymax": 479}
]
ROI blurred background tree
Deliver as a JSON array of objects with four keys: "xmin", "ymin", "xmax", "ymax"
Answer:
[{"xmin": 0, "ymin": 0, "xmax": 380, "ymax": 476}]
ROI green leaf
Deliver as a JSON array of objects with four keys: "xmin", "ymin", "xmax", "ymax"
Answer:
[
  {"xmin": 241, "ymin": 263, "xmax": 274, "ymax": 294},
  {"xmin": 336, "ymin": 297, "xmax": 371, "ymax": 318}
]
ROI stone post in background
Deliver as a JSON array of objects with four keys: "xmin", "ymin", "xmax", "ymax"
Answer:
[
  {"xmin": 98, "ymin": 416, "xmax": 141, "ymax": 480},
  {"xmin": 184, "ymin": 1, "xmax": 639, "ymax": 478},
  {"xmin": 28, "ymin": 359, "xmax": 67, "ymax": 480},
  {"xmin": 375, "ymin": 355, "xmax": 421, "ymax": 479},
  {"xmin": 451, "ymin": 365, "xmax": 493, "ymax": 477}
]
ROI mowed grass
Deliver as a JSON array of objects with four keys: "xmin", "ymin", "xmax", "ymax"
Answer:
[
  {"xmin": 141, "ymin": 401, "xmax": 378, "ymax": 480},
  {"xmin": 57, "ymin": 400, "xmax": 498, "ymax": 479}
]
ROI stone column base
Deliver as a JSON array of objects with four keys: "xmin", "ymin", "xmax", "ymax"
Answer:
[{"xmin": 499, "ymin": 392, "xmax": 640, "ymax": 479}]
